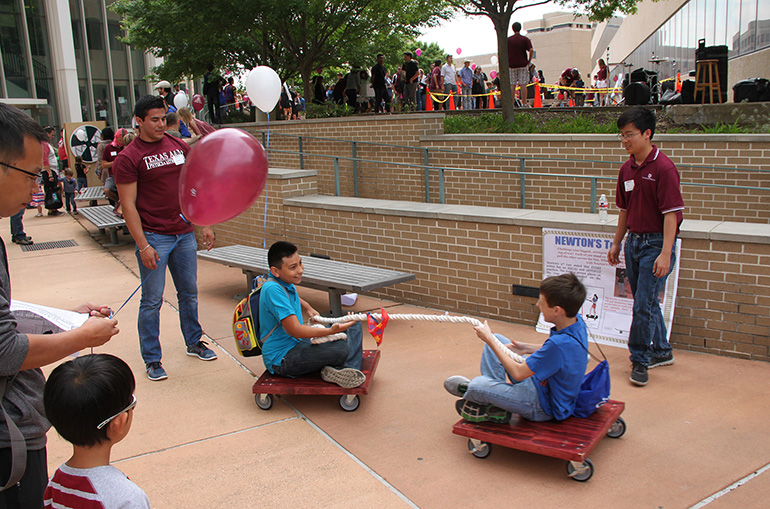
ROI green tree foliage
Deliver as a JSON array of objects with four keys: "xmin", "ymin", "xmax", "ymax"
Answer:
[
  {"xmin": 451, "ymin": 0, "xmax": 656, "ymax": 123},
  {"xmin": 112, "ymin": 0, "xmax": 453, "ymax": 100}
]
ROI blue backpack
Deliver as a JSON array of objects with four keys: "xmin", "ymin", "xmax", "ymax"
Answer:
[
  {"xmin": 232, "ymin": 277, "xmax": 287, "ymax": 357},
  {"xmin": 569, "ymin": 334, "xmax": 611, "ymax": 418}
]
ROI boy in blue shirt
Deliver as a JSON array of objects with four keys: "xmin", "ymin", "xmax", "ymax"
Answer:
[
  {"xmin": 445, "ymin": 273, "xmax": 588, "ymax": 422},
  {"xmin": 259, "ymin": 241, "xmax": 365, "ymax": 388}
]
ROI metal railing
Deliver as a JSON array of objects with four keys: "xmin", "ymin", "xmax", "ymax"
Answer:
[{"xmin": 253, "ymin": 130, "xmax": 770, "ymax": 212}]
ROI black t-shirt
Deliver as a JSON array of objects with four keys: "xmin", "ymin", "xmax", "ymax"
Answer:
[
  {"xmin": 403, "ymin": 60, "xmax": 418, "ymax": 82},
  {"xmin": 371, "ymin": 64, "xmax": 387, "ymax": 88}
]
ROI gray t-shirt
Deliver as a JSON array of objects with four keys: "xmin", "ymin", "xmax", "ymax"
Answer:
[
  {"xmin": 0, "ymin": 238, "xmax": 48, "ymax": 450},
  {"xmin": 45, "ymin": 463, "xmax": 151, "ymax": 508}
]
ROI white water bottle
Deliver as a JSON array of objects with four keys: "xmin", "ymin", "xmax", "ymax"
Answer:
[{"xmin": 598, "ymin": 194, "xmax": 609, "ymax": 223}]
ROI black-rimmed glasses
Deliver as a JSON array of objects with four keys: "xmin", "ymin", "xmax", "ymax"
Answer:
[
  {"xmin": 0, "ymin": 161, "xmax": 41, "ymax": 182},
  {"xmin": 96, "ymin": 394, "xmax": 137, "ymax": 430}
]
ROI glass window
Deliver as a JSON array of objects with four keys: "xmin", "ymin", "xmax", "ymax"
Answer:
[
  {"xmin": 113, "ymin": 82, "xmax": 131, "ymax": 126},
  {"xmin": 26, "ymin": 0, "xmax": 58, "ymax": 126},
  {"xmin": 713, "ymin": 0, "xmax": 726, "ymax": 46},
  {"xmin": 727, "ymin": 0, "xmax": 741, "ymax": 57},
  {"xmin": 759, "ymin": 0, "xmax": 770, "ymax": 50},
  {"xmin": 739, "ymin": 0, "xmax": 757, "ymax": 54},
  {"xmin": 0, "ymin": 0, "xmax": 31, "ymax": 97}
]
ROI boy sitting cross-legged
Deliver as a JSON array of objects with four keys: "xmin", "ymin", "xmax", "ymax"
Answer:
[
  {"xmin": 445, "ymin": 273, "xmax": 589, "ymax": 423},
  {"xmin": 259, "ymin": 241, "xmax": 366, "ymax": 388},
  {"xmin": 43, "ymin": 354, "xmax": 150, "ymax": 508}
]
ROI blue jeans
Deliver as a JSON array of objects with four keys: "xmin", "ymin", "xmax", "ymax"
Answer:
[
  {"xmin": 77, "ymin": 177, "xmax": 88, "ymax": 190},
  {"xmin": 444, "ymin": 83, "xmax": 458, "ymax": 108},
  {"xmin": 461, "ymin": 85, "xmax": 473, "ymax": 110},
  {"xmin": 273, "ymin": 322, "xmax": 363, "ymax": 377},
  {"xmin": 10, "ymin": 208, "xmax": 26, "ymax": 241},
  {"xmin": 64, "ymin": 192, "xmax": 76, "ymax": 212},
  {"xmin": 464, "ymin": 334, "xmax": 551, "ymax": 421},
  {"xmin": 624, "ymin": 232, "xmax": 675, "ymax": 366},
  {"xmin": 135, "ymin": 231, "xmax": 202, "ymax": 364}
]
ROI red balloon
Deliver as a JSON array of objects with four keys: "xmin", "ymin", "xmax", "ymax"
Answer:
[
  {"xmin": 242, "ymin": 94, "xmax": 250, "ymax": 105},
  {"xmin": 192, "ymin": 94, "xmax": 205, "ymax": 111},
  {"xmin": 179, "ymin": 129, "xmax": 267, "ymax": 226}
]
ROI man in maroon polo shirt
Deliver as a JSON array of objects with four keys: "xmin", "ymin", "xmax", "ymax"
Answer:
[
  {"xmin": 507, "ymin": 22, "xmax": 533, "ymax": 104},
  {"xmin": 607, "ymin": 107, "xmax": 684, "ymax": 387}
]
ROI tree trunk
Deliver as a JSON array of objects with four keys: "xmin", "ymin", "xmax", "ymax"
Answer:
[
  {"xmin": 492, "ymin": 14, "xmax": 515, "ymax": 124},
  {"xmin": 300, "ymin": 64, "xmax": 313, "ymax": 105}
]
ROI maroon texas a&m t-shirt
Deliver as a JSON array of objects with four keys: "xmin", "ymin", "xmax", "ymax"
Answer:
[{"xmin": 112, "ymin": 133, "xmax": 192, "ymax": 235}]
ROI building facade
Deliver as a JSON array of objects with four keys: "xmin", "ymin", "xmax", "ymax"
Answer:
[
  {"xmin": 0, "ymin": 0, "xmax": 154, "ymax": 130},
  {"xmin": 593, "ymin": 0, "xmax": 769, "ymax": 95}
]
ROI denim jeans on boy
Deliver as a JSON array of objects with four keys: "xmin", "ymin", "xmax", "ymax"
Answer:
[
  {"xmin": 9, "ymin": 208, "xmax": 26, "ymax": 241},
  {"xmin": 624, "ymin": 232, "xmax": 676, "ymax": 366},
  {"xmin": 272, "ymin": 322, "xmax": 363, "ymax": 378},
  {"xmin": 464, "ymin": 333, "xmax": 551, "ymax": 421},
  {"xmin": 135, "ymin": 231, "xmax": 202, "ymax": 364}
]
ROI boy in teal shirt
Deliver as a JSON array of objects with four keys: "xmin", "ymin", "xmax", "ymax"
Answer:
[{"xmin": 259, "ymin": 241, "xmax": 365, "ymax": 388}]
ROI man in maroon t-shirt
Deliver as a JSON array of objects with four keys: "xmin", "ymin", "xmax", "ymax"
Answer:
[
  {"xmin": 507, "ymin": 22, "xmax": 533, "ymax": 103},
  {"xmin": 607, "ymin": 107, "xmax": 684, "ymax": 388},
  {"xmin": 113, "ymin": 95, "xmax": 218, "ymax": 381}
]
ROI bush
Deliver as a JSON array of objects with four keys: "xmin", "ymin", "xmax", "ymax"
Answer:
[
  {"xmin": 444, "ymin": 112, "xmax": 617, "ymax": 134},
  {"xmin": 305, "ymin": 102, "xmax": 354, "ymax": 119}
]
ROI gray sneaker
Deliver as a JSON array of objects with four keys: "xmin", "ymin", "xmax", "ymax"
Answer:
[
  {"xmin": 186, "ymin": 340, "xmax": 217, "ymax": 361},
  {"xmin": 146, "ymin": 362, "xmax": 168, "ymax": 381},
  {"xmin": 444, "ymin": 375, "xmax": 470, "ymax": 397},
  {"xmin": 630, "ymin": 362, "xmax": 648, "ymax": 386},
  {"xmin": 320, "ymin": 366, "xmax": 366, "ymax": 388},
  {"xmin": 455, "ymin": 399, "xmax": 511, "ymax": 424},
  {"xmin": 649, "ymin": 352, "xmax": 674, "ymax": 369}
]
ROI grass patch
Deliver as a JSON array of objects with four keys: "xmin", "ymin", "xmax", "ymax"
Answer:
[{"xmin": 444, "ymin": 112, "xmax": 617, "ymax": 134}]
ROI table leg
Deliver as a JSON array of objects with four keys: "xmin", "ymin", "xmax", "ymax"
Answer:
[{"xmin": 328, "ymin": 288, "xmax": 344, "ymax": 317}]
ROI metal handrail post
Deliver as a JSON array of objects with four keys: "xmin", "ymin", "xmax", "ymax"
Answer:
[
  {"xmin": 352, "ymin": 141, "xmax": 358, "ymax": 197},
  {"xmin": 334, "ymin": 157, "xmax": 340, "ymax": 196},
  {"xmin": 424, "ymin": 149, "xmax": 430, "ymax": 202},
  {"xmin": 439, "ymin": 168, "xmax": 445, "ymax": 204},
  {"xmin": 590, "ymin": 178, "xmax": 597, "ymax": 213},
  {"xmin": 519, "ymin": 158, "xmax": 526, "ymax": 209},
  {"xmin": 298, "ymin": 136, "xmax": 304, "ymax": 169}
]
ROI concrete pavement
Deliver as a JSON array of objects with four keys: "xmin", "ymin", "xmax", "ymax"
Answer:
[{"xmin": 3, "ymin": 209, "xmax": 770, "ymax": 508}]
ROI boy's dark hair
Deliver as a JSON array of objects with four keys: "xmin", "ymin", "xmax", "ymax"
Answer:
[
  {"xmin": 267, "ymin": 241, "xmax": 298, "ymax": 269},
  {"xmin": 101, "ymin": 127, "xmax": 114, "ymax": 143},
  {"xmin": 539, "ymin": 273, "xmax": 586, "ymax": 318},
  {"xmin": 404, "ymin": 52, "xmax": 412, "ymax": 58},
  {"xmin": 512, "ymin": 21, "xmax": 522, "ymax": 32},
  {"xmin": 617, "ymin": 106, "xmax": 656, "ymax": 140},
  {"xmin": 377, "ymin": 53, "xmax": 384, "ymax": 58},
  {"xmin": 134, "ymin": 95, "xmax": 166, "ymax": 120},
  {"xmin": 434, "ymin": 59, "xmax": 442, "ymax": 67},
  {"xmin": 0, "ymin": 103, "xmax": 48, "ymax": 164},
  {"xmin": 44, "ymin": 354, "xmax": 135, "ymax": 447},
  {"xmin": 64, "ymin": 168, "xmax": 73, "ymax": 176},
  {"xmin": 166, "ymin": 111, "xmax": 178, "ymax": 128}
]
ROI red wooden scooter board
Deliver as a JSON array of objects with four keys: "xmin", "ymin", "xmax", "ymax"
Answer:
[
  {"xmin": 453, "ymin": 399, "xmax": 625, "ymax": 480},
  {"xmin": 252, "ymin": 350, "xmax": 380, "ymax": 410}
]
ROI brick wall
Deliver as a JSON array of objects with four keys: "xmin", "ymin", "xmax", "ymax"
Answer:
[
  {"xmin": 241, "ymin": 116, "xmax": 770, "ymax": 223},
  {"xmin": 205, "ymin": 169, "xmax": 770, "ymax": 362}
]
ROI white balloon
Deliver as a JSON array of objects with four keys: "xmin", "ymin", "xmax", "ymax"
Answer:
[
  {"xmin": 174, "ymin": 92, "xmax": 189, "ymax": 110},
  {"xmin": 490, "ymin": 55, "xmax": 498, "ymax": 65},
  {"xmin": 246, "ymin": 66, "xmax": 281, "ymax": 113}
]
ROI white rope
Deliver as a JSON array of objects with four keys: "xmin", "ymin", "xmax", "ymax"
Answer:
[{"xmin": 310, "ymin": 313, "xmax": 525, "ymax": 363}]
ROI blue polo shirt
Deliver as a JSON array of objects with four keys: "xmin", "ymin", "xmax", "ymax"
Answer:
[
  {"xmin": 526, "ymin": 315, "xmax": 588, "ymax": 420},
  {"xmin": 258, "ymin": 277, "xmax": 303, "ymax": 373}
]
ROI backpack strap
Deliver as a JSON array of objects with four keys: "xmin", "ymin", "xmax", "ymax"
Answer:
[
  {"xmin": 1, "ymin": 374, "xmax": 26, "ymax": 492},
  {"xmin": 258, "ymin": 278, "xmax": 291, "ymax": 346},
  {"xmin": 562, "ymin": 330, "xmax": 606, "ymax": 364}
]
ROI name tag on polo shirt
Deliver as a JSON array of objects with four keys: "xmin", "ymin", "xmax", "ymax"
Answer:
[
  {"xmin": 172, "ymin": 153, "xmax": 186, "ymax": 165},
  {"xmin": 110, "ymin": 151, "xmax": 117, "ymax": 157},
  {"xmin": 624, "ymin": 179, "xmax": 635, "ymax": 192}
]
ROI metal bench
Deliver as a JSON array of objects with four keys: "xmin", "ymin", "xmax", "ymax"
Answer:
[
  {"xmin": 75, "ymin": 187, "xmax": 106, "ymax": 207},
  {"xmin": 78, "ymin": 205, "xmax": 128, "ymax": 246},
  {"xmin": 197, "ymin": 244, "xmax": 416, "ymax": 316}
]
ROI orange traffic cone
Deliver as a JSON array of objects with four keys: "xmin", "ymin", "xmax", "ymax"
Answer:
[
  {"xmin": 676, "ymin": 72, "xmax": 682, "ymax": 93},
  {"xmin": 449, "ymin": 92, "xmax": 456, "ymax": 110},
  {"xmin": 426, "ymin": 91, "xmax": 433, "ymax": 111},
  {"xmin": 488, "ymin": 91, "xmax": 495, "ymax": 109},
  {"xmin": 569, "ymin": 96, "xmax": 574, "ymax": 107},
  {"xmin": 534, "ymin": 83, "xmax": 542, "ymax": 108}
]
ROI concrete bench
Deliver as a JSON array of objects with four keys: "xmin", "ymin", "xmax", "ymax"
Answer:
[
  {"xmin": 197, "ymin": 244, "xmax": 416, "ymax": 316},
  {"xmin": 75, "ymin": 186, "xmax": 106, "ymax": 207},
  {"xmin": 78, "ymin": 205, "xmax": 128, "ymax": 246}
]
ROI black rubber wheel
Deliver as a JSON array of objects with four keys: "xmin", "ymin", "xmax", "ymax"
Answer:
[
  {"xmin": 255, "ymin": 393, "xmax": 273, "ymax": 410},
  {"xmin": 467, "ymin": 439, "xmax": 492, "ymax": 459},
  {"xmin": 339, "ymin": 395, "xmax": 360, "ymax": 412},
  {"xmin": 606, "ymin": 417, "xmax": 626, "ymax": 438},
  {"xmin": 566, "ymin": 458, "xmax": 594, "ymax": 482}
]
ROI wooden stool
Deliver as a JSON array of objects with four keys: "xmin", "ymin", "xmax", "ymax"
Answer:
[{"xmin": 694, "ymin": 59, "xmax": 722, "ymax": 104}]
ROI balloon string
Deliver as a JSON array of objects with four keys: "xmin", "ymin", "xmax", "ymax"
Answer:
[{"xmin": 262, "ymin": 112, "xmax": 270, "ymax": 249}]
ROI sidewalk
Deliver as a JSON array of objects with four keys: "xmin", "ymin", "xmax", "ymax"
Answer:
[{"xmin": 4, "ymin": 210, "xmax": 770, "ymax": 508}]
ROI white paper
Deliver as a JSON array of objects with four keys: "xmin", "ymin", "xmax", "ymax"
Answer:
[{"xmin": 10, "ymin": 300, "xmax": 88, "ymax": 335}]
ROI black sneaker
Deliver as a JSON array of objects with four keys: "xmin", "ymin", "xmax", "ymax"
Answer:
[
  {"xmin": 146, "ymin": 362, "xmax": 168, "ymax": 381},
  {"xmin": 12, "ymin": 237, "xmax": 33, "ymax": 245},
  {"xmin": 455, "ymin": 399, "xmax": 511, "ymax": 424},
  {"xmin": 649, "ymin": 352, "xmax": 674, "ymax": 369},
  {"xmin": 630, "ymin": 362, "xmax": 648, "ymax": 386}
]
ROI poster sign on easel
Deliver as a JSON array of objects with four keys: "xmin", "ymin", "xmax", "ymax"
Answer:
[{"xmin": 536, "ymin": 228, "xmax": 681, "ymax": 348}]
